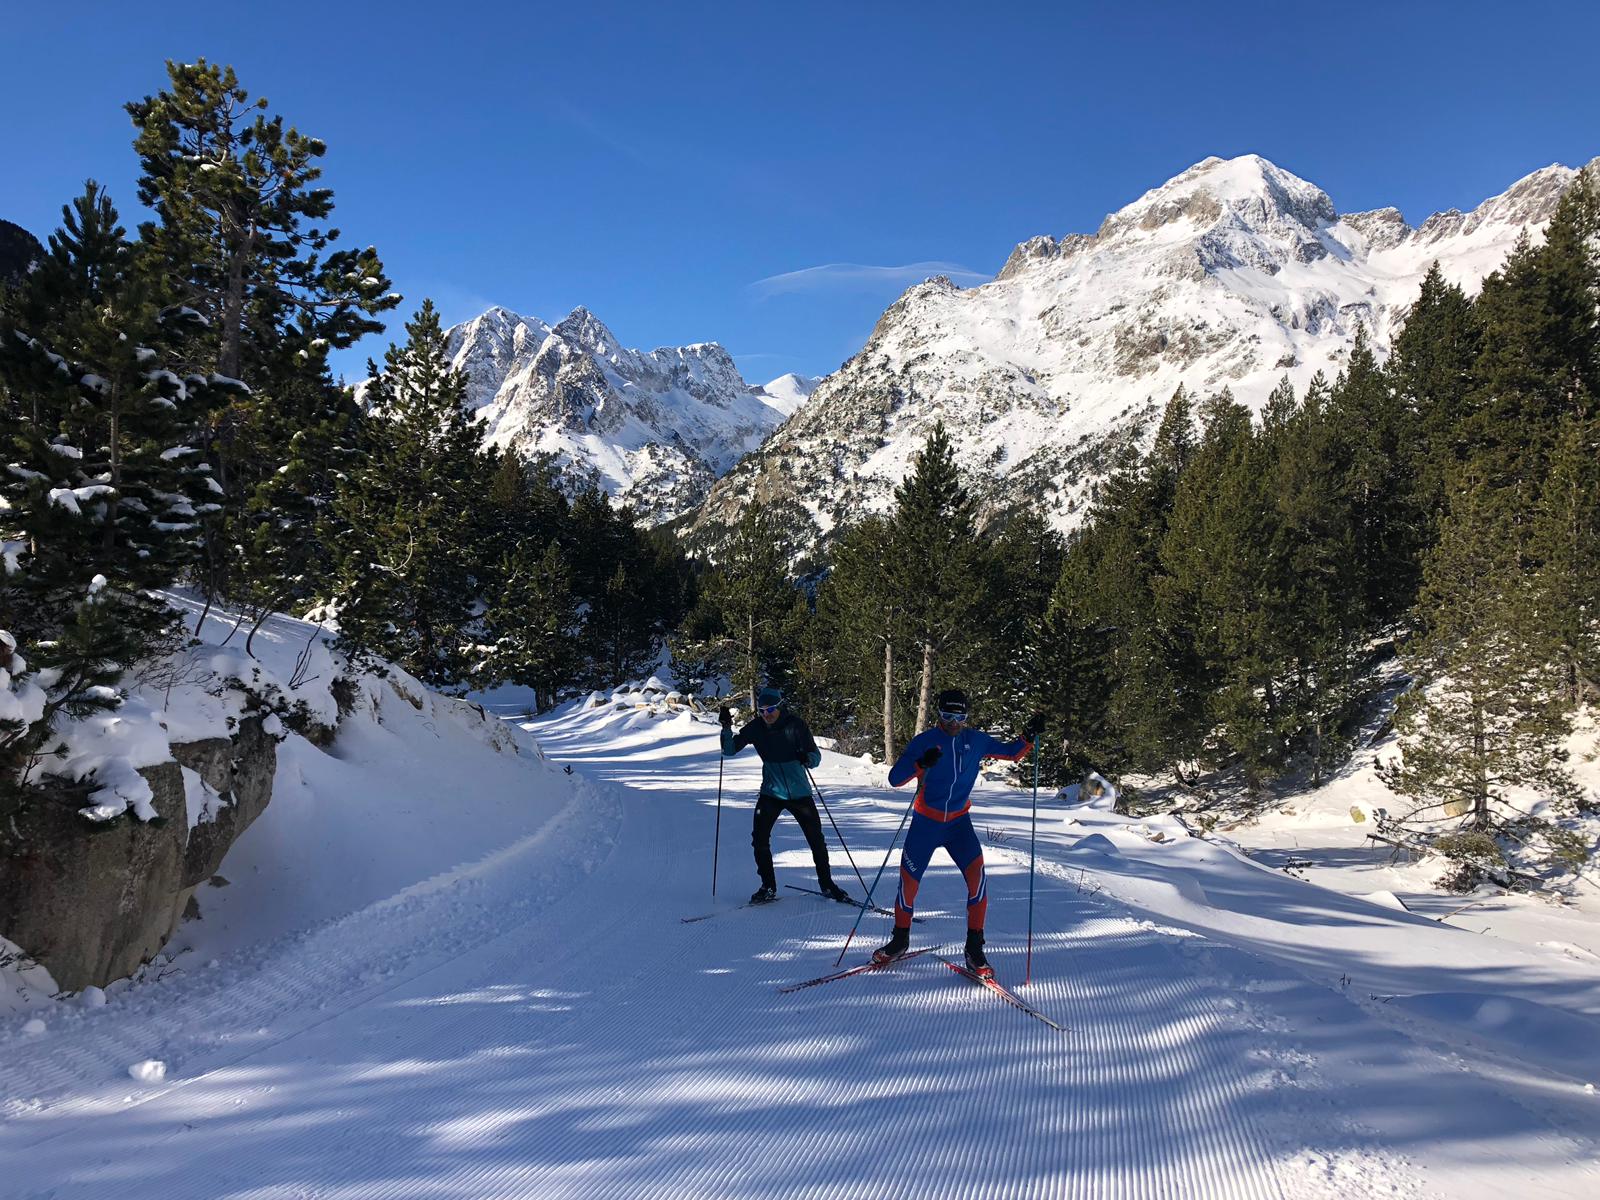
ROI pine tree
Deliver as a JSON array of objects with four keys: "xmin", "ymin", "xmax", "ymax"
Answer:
[
  {"xmin": 1381, "ymin": 464, "xmax": 1580, "ymax": 874},
  {"xmin": 1265, "ymin": 376, "xmax": 1366, "ymax": 780},
  {"xmin": 1327, "ymin": 327, "xmax": 1418, "ymax": 619},
  {"xmin": 1390, "ymin": 262, "xmax": 1481, "ymax": 528},
  {"xmin": 813, "ymin": 515, "xmax": 907, "ymax": 761},
  {"xmin": 1156, "ymin": 391, "xmax": 1283, "ymax": 782},
  {"xmin": 125, "ymin": 60, "xmax": 399, "ymax": 616},
  {"xmin": 483, "ymin": 540, "xmax": 580, "ymax": 711},
  {"xmin": 701, "ymin": 505, "xmax": 806, "ymax": 707},
  {"xmin": 0, "ymin": 183, "xmax": 237, "ymax": 786},
  {"xmin": 329, "ymin": 300, "xmax": 484, "ymax": 686},
  {"xmin": 126, "ymin": 59, "xmax": 397, "ymax": 382},
  {"xmin": 889, "ymin": 423, "xmax": 989, "ymax": 730},
  {"xmin": 1533, "ymin": 413, "xmax": 1600, "ymax": 707}
]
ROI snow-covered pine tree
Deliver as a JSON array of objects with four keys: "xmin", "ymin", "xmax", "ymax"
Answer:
[
  {"xmin": 125, "ymin": 59, "xmax": 399, "ymax": 615},
  {"xmin": 126, "ymin": 59, "xmax": 397, "ymax": 383},
  {"xmin": 0, "ymin": 183, "xmax": 237, "ymax": 788}
]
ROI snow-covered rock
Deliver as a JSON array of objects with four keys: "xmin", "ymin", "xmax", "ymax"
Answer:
[
  {"xmin": 689, "ymin": 152, "xmax": 1600, "ymax": 552},
  {"xmin": 445, "ymin": 306, "xmax": 811, "ymax": 523}
]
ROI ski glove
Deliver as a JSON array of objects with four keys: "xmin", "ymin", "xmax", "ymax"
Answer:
[
  {"xmin": 1022, "ymin": 712, "xmax": 1046, "ymax": 739},
  {"xmin": 718, "ymin": 705, "xmax": 733, "ymax": 728},
  {"xmin": 916, "ymin": 746, "xmax": 942, "ymax": 770}
]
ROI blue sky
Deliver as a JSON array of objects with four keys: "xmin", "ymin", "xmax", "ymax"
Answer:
[{"xmin": 5, "ymin": 1, "xmax": 1598, "ymax": 384}]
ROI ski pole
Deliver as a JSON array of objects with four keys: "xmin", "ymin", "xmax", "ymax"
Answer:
[
  {"xmin": 834, "ymin": 792, "xmax": 917, "ymax": 967},
  {"xmin": 712, "ymin": 747, "xmax": 724, "ymax": 898},
  {"xmin": 806, "ymin": 766, "xmax": 871, "ymax": 898},
  {"xmin": 1025, "ymin": 739, "xmax": 1039, "ymax": 986}
]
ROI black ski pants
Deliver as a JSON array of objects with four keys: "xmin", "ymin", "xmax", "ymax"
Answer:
[{"xmin": 752, "ymin": 792, "xmax": 833, "ymax": 888}]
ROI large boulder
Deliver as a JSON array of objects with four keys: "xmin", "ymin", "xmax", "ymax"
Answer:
[
  {"xmin": 0, "ymin": 716, "xmax": 278, "ymax": 992},
  {"xmin": 0, "ymin": 765, "xmax": 187, "ymax": 992}
]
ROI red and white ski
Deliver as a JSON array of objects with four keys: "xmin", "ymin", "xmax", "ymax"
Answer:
[
  {"xmin": 939, "ymin": 956, "xmax": 1068, "ymax": 1031},
  {"xmin": 776, "ymin": 946, "xmax": 939, "ymax": 993}
]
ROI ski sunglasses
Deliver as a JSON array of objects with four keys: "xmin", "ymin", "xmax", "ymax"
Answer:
[
  {"xmin": 759, "ymin": 702, "xmax": 781, "ymax": 715},
  {"xmin": 938, "ymin": 709, "xmax": 968, "ymax": 723}
]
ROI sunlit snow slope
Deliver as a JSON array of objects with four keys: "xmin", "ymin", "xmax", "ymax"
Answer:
[{"xmin": 2, "ymin": 695, "xmax": 1597, "ymax": 1198}]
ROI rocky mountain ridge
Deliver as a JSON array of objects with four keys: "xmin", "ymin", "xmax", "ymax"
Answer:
[
  {"xmin": 687, "ymin": 153, "xmax": 1599, "ymax": 556},
  {"xmin": 444, "ymin": 305, "xmax": 815, "ymax": 523}
]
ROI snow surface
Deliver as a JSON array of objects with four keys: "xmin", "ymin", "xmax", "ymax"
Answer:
[{"xmin": 3, "ymin": 679, "xmax": 1598, "ymax": 1197}]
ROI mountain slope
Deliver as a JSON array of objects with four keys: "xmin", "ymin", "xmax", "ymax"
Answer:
[
  {"xmin": 444, "ymin": 306, "xmax": 812, "ymax": 523},
  {"xmin": 688, "ymin": 153, "xmax": 1597, "ymax": 554}
]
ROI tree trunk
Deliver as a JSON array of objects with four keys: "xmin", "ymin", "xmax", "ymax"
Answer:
[
  {"xmin": 882, "ymin": 637, "xmax": 894, "ymax": 765},
  {"xmin": 103, "ymin": 383, "xmax": 121, "ymax": 553},
  {"xmin": 747, "ymin": 612, "xmax": 756, "ymax": 710},
  {"xmin": 1471, "ymin": 704, "xmax": 1488, "ymax": 831},
  {"xmin": 915, "ymin": 640, "xmax": 935, "ymax": 733}
]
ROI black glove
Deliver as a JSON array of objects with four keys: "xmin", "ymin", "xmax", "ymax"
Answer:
[
  {"xmin": 1022, "ymin": 712, "xmax": 1046, "ymax": 740},
  {"xmin": 718, "ymin": 705, "xmax": 733, "ymax": 729},
  {"xmin": 916, "ymin": 746, "xmax": 942, "ymax": 770}
]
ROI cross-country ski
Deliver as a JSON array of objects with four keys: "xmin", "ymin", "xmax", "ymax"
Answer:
[
  {"xmin": 938, "ymin": 955, "xmax": 1069, "ymax": 1032},
  {"xmin": 776, "ymin": 945, "xmax": 943, "ymax": 993}
]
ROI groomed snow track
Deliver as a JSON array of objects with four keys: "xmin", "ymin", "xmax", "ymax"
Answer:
[{"xmin": 3, "ymin": 704, "xmax": 1596, "ymax": 1198}]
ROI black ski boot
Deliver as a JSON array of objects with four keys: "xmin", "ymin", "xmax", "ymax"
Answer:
[
  {"xmin": 964, "ymin": 930, "xmax": 994, "ymax": 980},
  {"xmin": 818, "ymin": 880, "xmax": 852, "ymax": 904},
  {"xmin": 749, "ymin": 883, "xmax": 778, "ymax": 905},
  {"xmin": 872, "ymin": 925, "xmax": 911, "ymax": 964}
]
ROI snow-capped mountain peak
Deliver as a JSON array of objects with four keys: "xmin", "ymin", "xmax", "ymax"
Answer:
[
  {"xmin": 443, "ymin": 306, "xmax": 798, "ymax": 523},
  {"xmin": 690, "ymin": 152, "xmax": 1598, "ymax": 555}
]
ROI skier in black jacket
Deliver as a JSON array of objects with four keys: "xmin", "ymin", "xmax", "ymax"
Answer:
[{"xmin": 721, "ymin": 686, "xmax": 851, "ymax": 906}]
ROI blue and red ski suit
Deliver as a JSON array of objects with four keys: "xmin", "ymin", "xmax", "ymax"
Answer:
[{"xmin": 886, "ymin": 724, "xmax": 1032, "ymax": 931}]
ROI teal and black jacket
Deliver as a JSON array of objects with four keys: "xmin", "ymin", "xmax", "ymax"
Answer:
[{"xmin": 721, "ymin": 709, "xmax": 822, "ymax": 802}]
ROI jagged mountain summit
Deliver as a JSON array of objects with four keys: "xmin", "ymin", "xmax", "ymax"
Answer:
[
  {"xmin": 444, "ymin": 305, "xmax": 814, "ymax": 522},
  {"xmin": 689, "ymin": 152, "xmax": 1597, "ymax": 555}
]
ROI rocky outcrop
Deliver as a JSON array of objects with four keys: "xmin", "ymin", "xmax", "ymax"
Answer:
[
  {"xmin": 174, "ymin": 715, "xmax": 277, "ymax": 889},
  {"xmin": 0, "ymin": 717, "xmax": 277, "ymax": 992}
]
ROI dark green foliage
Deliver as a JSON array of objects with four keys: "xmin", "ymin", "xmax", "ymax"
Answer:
[
  {"xmin": 328, "ymin": 300, "xmax": 485, "ymax": 686},
  {"xmin": 1379, "ymin": 466, "xmax": 1580, "ymax": 856},
  {"xmin": 126, "ymin": 59, "xmax": 398, "ymax": 382},
  {"xmin": 889, "ymin": 422, "xmax": 992, "ymax": 728},
  {"xmin": 1390, "ymin": 262, "xmax": 1481, "ymax": 527},
  {"xmin": 698, "ymin": 505, "xmax": 808, "ymax": 706},
  {"xmin": 483, "ymin": 540, "xmax": 581, "ymax": 711},
  {"xmin": 0, "ymin": 218, "xmax": 43, "ymax": 288}
]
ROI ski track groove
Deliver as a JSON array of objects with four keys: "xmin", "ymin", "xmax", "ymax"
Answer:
[{"xmin": 4, "ymin": 717, "xmax": 1469, "ymax": 1198}]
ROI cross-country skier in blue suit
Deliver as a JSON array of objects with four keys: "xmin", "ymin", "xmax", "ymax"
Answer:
[{"xmin": 874, "ymin": 689, "xmax": 1044, "ymax": 978}]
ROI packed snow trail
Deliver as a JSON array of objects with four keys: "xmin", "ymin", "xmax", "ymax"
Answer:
[{"xmin": 2, "ymin": 702, "xmax": 1597, "ymax": 1198}]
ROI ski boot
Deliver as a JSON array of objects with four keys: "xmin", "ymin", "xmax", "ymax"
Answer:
[
  {"xmin": 872, "ymin": 925, "xmax": 911, "ymax": 964},
  {"xmin": 749, "ymin": 883, "xmax": 778, "ymax": 905},
  {"xmin": 818, "ymin": 880, "xmax": 852, "ymax": 904},
  {"xmin": 964, "ymin": 930, "xmax": 994, "ymax": 980}
]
